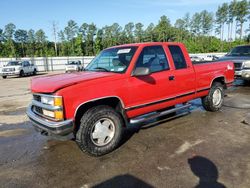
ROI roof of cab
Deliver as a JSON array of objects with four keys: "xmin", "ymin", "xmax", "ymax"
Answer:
[{"xmin": 106, "ymin": 42, "xmax": 183, "ymax": 49}]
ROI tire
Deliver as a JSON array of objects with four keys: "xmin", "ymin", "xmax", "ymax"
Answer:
[
  {"xmin": 19, "ymin": 70, "xmax": 24, "ymax": 77},
  {"xmin": 2, "ymin": 76, "xmax": 7, "ymax": 79},
  {"xmin": 202, "ymin": 82, "xmax": 224, "ymax": 112},
  {"xmin": 76, "ymin": 105, "xmax": 124, "ymax": 156},
  {"xmin": 33, "ymin": 69, "xmax": 37, "ymax": 75}
]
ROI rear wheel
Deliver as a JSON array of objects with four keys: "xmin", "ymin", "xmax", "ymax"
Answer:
[
  {"xmin": 76, "ymin": 105, "xmax": 124, "ymax": 156},
  {"xmin": 33, "ymin": 69, "xmax": 37, "ymax": 75},
  {"xmin": 202, "ymin": 82, "xmax": 224, "ymax": 112},
  {"xmin": 2, "ymin": 76, "xmax": 7, "ymax": 79}
]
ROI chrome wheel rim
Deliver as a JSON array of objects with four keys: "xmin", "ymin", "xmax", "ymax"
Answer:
[
  {"xmin": 90, "ymin": 118, "xmax": 115, "ymax": 146},
  {"xmin": 212, "ymin": 88, "xmax": 222, "ymax": 106}
]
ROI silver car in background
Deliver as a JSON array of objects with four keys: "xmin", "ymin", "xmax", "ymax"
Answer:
[
  {"xmin": 218, "ymin": 45, "xmax": 250, "ymax": 81},
  {"xmin": 65, "ymin": 61, "xmax": 83, "ymax": 73}
]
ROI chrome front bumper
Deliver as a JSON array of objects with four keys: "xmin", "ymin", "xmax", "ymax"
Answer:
[
  {"xmin": 235, "ymin": 70, "xmax": 250, "ymax": 80},
  {"xmin": 26, "ymin": 105, "xmax": 74, "ymax": 136},
  {"xmin": 1, "ymin": 71, "xmax": 19, "ymax": 76}
]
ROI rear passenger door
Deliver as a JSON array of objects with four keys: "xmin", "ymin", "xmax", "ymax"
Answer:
[{"xmin": 167, "ymin": 45, "xmax": 196, "ymax": 100}]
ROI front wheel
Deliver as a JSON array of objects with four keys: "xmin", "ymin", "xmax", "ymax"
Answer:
[
  {"xmin": 202, "ymin": 82, "xmax": 224, "ymax": 112},
  {"xmin": 19, "ymin": 70, "xmax": 24, "ymax": 77},
  {"xmin": 76, "ymin": 105, "xmax": 124, "ymax": 156},
  {"xmin": 2, "ymin": 76, "xmax": 7, "ymax": 79}
]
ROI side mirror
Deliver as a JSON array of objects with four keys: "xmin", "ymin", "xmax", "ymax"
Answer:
[{"xmin": 133, "ymin": 67, "xmax": 150, "ymax": 76}]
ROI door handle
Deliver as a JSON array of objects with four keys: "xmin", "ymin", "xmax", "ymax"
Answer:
[{"xmin": 169, "ymin": 75, "xmax": 175, "ymax": 81}]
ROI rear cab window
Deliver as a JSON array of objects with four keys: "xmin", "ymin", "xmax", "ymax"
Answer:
[{"xmin": 168, "ymin": 45, "xmax": 187, "ymax": 70}]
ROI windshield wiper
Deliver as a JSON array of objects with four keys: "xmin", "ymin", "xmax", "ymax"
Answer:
[{"xmin": 93, "ymin": 67, "xmax": 110, "ymax": 72}]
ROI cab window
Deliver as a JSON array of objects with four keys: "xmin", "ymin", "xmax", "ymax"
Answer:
[
  {"xmin": 135, "ymin": 46, "xmax": 169, "ymax": 73},
  {"xmin": 168, "ymin": 45, "xmax": 187, "ymax": 69}
]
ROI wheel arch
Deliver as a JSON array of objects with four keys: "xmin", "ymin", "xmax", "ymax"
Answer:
[
  {"xmin": 73, "ymin": 96, "xmax": 127, "ymax": 133},
  {"xmin": 210, "ymin": 76, "xmax": 227, "ymax": 89}
]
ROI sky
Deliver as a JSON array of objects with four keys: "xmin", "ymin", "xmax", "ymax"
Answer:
[{"xmin": 0, "ymin": 0, "xmax": 232, "ymax": 40}]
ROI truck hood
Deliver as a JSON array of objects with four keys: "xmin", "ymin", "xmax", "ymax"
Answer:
[
  {"xmin": 31, "ymin": 71, "xmax": 117, "ymax": 93},
  {"xmin": 218, "ymin": 56, "xmax": 250, "ymax": 63}
]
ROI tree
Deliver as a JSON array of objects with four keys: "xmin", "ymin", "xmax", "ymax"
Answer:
[
  {"xmin": 0, "ymin": 29, "xmax": 5, "ymax": 42},
  {"xmin": 235, "ymin": 0, "xmax": 249, "ymax": 40},
  {"xmin": 64, "ymin": 20, "xmax": 78, "ymax": 54},
  {"xmin": 144, "ymin": 23, "xmax": 155, "ymax": 42},
  {"xmin": 134, "ymin": 23, "xmax": 144, "ymax": 42},
  {"xmin": 124, "ymin": 22, "xmax": 134, "ymax": 43},
  {"xmin": 200, "ymin": 10, "xmax": 213, "ymax": 36},
  {"xmin": 191, "ymin": 13, "xmax": 202, "ymax": 36},
  {"xmin": 94, "ymin": 29, "xmax": 103, "ymax": 54},
  {"xmin": 215, "ymin": 3, "xmax": 228, "ymax": 41},
  {"xmin": 27, "ymin": 29, "xmax": 36, "ymax": 56},
  {"xmin": 35, "ymin": 29, "xmax": 47, "ymax": 56},
  {"xmin": 74, "ymin": 35, "xmax": 83, "ymax": 56},
  {"xmin": 183, "ymin": 13, "xmax": 191, "ymax": 32},
  {"xmin": 14, "ymin": 29, "xmax": 28, "ymax": 56},
  {"xmin": 110, "ymin": 23, "xmax": 122, "ymax": 45},
  {"xmin": 58, "ymin": 30, "xmax": 68, "ymax": 56},
  {"xmin": 229, "ymin": 0, "xmax": 238, "ymax": 41},
  {"xmin": 155, "ymin": 15, "xmax": 174, "ymax": 41},
  {"xmin": 4, "ymin": 23, "xmax": 16, "ymax": 57},
  {"xmin": 79, "ymin": 23, "xmax": 89, "ymax": 55}
]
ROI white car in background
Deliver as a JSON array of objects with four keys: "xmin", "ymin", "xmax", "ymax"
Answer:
[
  {"xmin": 190, "ymin": 56, "xmax": 204, "ymax": 62},
  {"xmin": 65, "ymin": 61, "xmax": 83, "ymax": 73},
  {"xmin": 203, "ymin": 55, "xmax": 219, "ymax": 61},
  {"xmin": 0, "ymin": 61, "xmax": 37, "ymax": 79}
]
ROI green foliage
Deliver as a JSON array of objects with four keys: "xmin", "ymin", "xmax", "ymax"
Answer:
[{"xmin": 0, "ymin": 0, "xmax": 249, "ymax": 58}]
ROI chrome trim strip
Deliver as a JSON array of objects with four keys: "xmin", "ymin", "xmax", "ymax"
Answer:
[
  {"xmin": 196, "ymin": 87, "xmax": 210, "ymax": 93},
  {"xmin": 33, "ymin": 106, "xmax": 60, "ymax": 122},
  {"xmin": 125, "ymin": 91, "xmax": 196, "ymax": 111},
  {"xmin": 32, "ymin": 100, "xmax": 62, "ymax": 111}
]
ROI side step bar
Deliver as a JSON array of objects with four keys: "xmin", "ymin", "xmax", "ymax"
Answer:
[{"xmin": 129, "ymin": 103, "xmax": 191, "ymax": 124}]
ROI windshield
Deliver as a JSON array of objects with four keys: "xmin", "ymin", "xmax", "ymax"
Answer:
[
  {"xmin": 7, "ymin": 61, "xmax": 21, "ymax": 66},
  {"xmin": 85, "ymin": 46, "xmax": 137, "ymax": 73},
  {"xmin": 227, "ymin": 46, "xmax": 250, "ymax": 56},
  {"xmin": 68, "ymin": 61, "xmax": 79, "ymax": 65}
]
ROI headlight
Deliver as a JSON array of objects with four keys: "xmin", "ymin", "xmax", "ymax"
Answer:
[
  {"xmin": 42, "ymin": 109, "xmax": 64, "ymax": 120},
  {"xmin": 243, "ymin": 61, "xmax": 250, "ymax": 68},
  {"xmin": 33, "ymin": 95, "xmax": 64, "ymax": 121},
  {"xmin": 40, "ymin": 96, "xmax": 63, "ymax": 106}
]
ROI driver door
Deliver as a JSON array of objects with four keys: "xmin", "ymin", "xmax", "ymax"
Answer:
[{"xmin": 126, "ymin": 45, "xmax": 176, "ymax": 117}]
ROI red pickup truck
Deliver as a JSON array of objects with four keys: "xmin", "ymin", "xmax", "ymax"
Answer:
[{"xmin": 27, "ymin": 42, "xmax": 234, "ymax": 156}]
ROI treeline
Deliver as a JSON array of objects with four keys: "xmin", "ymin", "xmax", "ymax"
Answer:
[{"xmin": 0, "ymin": 0, "xmax": 250, "ymax": 58}]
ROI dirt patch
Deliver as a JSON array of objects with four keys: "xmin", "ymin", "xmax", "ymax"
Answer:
[{"xmin": 0, "ymin": 129, "xmax": 28, "ymax": 137}]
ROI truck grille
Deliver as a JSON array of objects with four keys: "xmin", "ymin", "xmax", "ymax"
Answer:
[
  {"xmin": 234, "ymin": 62, "xmax": 242, "ymax": 71},
  {"xmin": 33, "ymin": 94, "xmax": 41, "ymax": 102},
  {"xmin": 2, "ymin": 68, "xmax": 15, "ymax": 72},
  {"xmin": 34, "ymin": 106, "xmax": 43, "ymax": 114}
]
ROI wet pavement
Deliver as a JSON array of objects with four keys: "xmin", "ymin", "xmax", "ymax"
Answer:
[{"xmin": 0, "ymin": 75, "xmax": 250, "ymax": 188}]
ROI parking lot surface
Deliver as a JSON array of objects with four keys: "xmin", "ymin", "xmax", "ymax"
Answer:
[{"xmin": 0, "ymin": 73, "xmax": 250, "ymax": 188}]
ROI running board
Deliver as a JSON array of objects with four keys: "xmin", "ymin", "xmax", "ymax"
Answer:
[{"xmin": 129, "ymin": 104, "xmax": 191, "ymax": 124}]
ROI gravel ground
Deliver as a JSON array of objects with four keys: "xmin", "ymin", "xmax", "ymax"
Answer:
[{"xmin": 0, "ymin": 73, "xmax": 250, "ymax": 188}]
